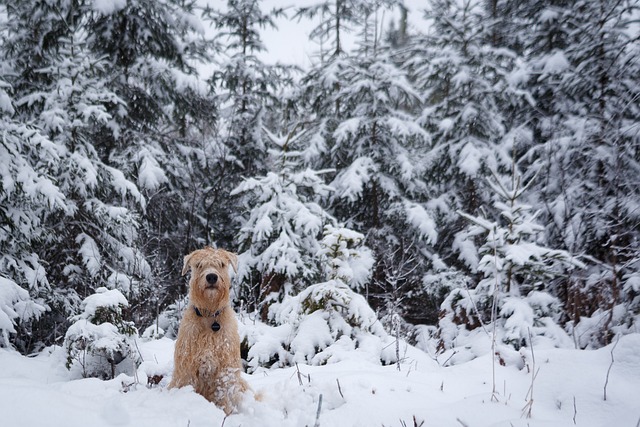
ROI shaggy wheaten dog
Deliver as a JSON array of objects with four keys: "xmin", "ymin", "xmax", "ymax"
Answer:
[{"xmin": 169, "ymin": 247, "xmax": 250, "ymax": 414}]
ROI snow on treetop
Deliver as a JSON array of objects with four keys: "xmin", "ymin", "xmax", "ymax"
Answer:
[
  {"xmin": 79, "ymin": 287, "xmax": 129, "ymax": 320},
  {"xmin": 274, "ymin": 280, "xmax": 385, "ymax": 337}
]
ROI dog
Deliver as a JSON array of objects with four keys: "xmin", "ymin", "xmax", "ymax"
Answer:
[{"xmin": 169, "ymin": 247, "xmax": 250, "ymax": 414}]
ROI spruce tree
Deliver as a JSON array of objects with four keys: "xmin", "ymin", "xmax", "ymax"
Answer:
[
  {"xmin": 442, "ymin": 166, "xmax": 579, "ymax": 350},
  {"xmin": 232, "ymin": 128, "xmax": 335, "ymax": 318},
  {"xmin": 0, "ymin": 0, "xmax": 148, "ymax": 349},
  {"xmin": 403, "ymin": 0, "xmax": 532, "ymax": 268},
  {"xmin": 522, "ymin": 0, "xmax": 640, "ymax": 345},
  {"xmin": 202, "ymin": 0, "xmax": 296, "ymax": 253}
]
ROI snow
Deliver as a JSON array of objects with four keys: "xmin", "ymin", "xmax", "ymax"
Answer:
[
  {"xmin": 538, "ymin": 51, "xmax": 570, "ymax": 80},
  {"xmin": 137, "ymin": 154, "xmax": 168, "ymax": 191},
  {"xmin": 457, "ymin": 142, "xmax": 482, "ymax": 177},
  {"xmin": 0, "ymin": 277, "xmax": 46, "ymax": 344},
  {"xmin": 1, "ymin": 0, "xmax": 639, "ymax": 424},
  {"xmin": 0, "ymin": 86, "xmax": 14, "ymax": 114},
  {"xmin": 91, "ymin": 0, "xmax": 126, "ymax": 15},
  {"xmin": 332, "ymin": 157, "xmax": 376, "ymax": 202},
  {"xmin": 404, "ymin": 201, "xmax": 438, "ymax": 244},
  {"xmin": 78, "ymin": 287, "xmax": 129, "ymax": 320},
  {"xmin": 320, "ymin": 226, "xmax": 374, "ymax": 290},
  {"xmin": 76, "ymin": 233, "xmax": 102, "ymax": 277},
  {"xmin": 1, "ymin": 332, "xmax": 639, "ymax": 426}
]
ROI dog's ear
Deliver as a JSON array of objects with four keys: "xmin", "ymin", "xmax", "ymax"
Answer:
[
  {"xmin": 181, "ymin": 252, "xmax": 194, "ymax": 276},
  {"xmin": 221, "ymin": 250, "xmax": 238, "ymax": 273},
  {"xmin": 228, "ymin": 252, "xmax": 238, "ymax": 274}
]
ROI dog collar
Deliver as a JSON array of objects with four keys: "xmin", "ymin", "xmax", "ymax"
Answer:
[{"xmin": 193, "ymin": 305, "xmax": 226, "ymax": 332}]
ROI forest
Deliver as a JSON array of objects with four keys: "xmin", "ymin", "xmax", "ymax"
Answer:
[{"xmin": 0, "ymin": 0, "xmax": 638, "ymax": 373}]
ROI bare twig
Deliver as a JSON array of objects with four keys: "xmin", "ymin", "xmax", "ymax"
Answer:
[
  {"xmin": 389, "ymin": 313, "xmax": 402, "ymax": 372},
  {"xmin": 293, "ymin": 362, "xmax": 310, "ymax": 386},
  {"xmin": 603, "ymin": 334, "xmax": 620, "ymax": 401},
  {"xmin": 413, "ymin": 415, "xmax": 425, "ymax": 427},
  {"xmin": 405, "ymin": 360, "xmax": 416, "ymax": 377},
  {"xmin": 336, "ymin": 378, "xmax": 344, "ymax": 399},
  {"xmin": 522, "ymin": 328, "xmax": 538, "ymax": 418},
  {"xmin": 573, "ymin": 396, "xmax": 577, "ymax": 425},
  {"xmin": 490, "ymin": 225, "xmax": 500, "ymax": 403},
  {"xmin": 296, "ymin": 363, "xmax": 303, "ymax": 386},
  {"xmin": 313, "ymin": 394, "xmax": 323, "ymax": 427},
  {"xmin": 442, "ymin": 350, "xmax": 458, "ymax": 367},
  {"xmin": 133, "ymin": 338, "xmax": 145, "ymax": 363},
  {"xmin": 456, "ymin": 418, "xmax": 469, "ymax": 427}
]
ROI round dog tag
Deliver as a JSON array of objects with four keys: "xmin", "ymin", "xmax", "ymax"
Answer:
[{"xmin": 211, "ymin": 322, "xmax": 221, "ymax": 332}]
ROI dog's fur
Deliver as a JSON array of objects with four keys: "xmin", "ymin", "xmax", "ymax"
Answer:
[{"xmin": 169, "ymin": 247, "xmax": 249, "ymax": 414}]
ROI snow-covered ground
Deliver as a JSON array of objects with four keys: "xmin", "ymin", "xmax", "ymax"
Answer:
[{"xmin": 1, "ymin": 333, "xmax": 639, "ymax": 427}]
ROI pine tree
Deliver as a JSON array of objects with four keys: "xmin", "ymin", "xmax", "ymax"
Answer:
[
  {"xmin": 295, "ymin": 0, "xmax": 401, "ymax": 60},
  {"xmin": 87, "ymin": 0, "xmax": 223, "ymax": 322},
  {"xmin": 209, "ymin": 0, "xmax": 293, "ymax": 178},
  {"xmin": 0, "ymin": 0, "xmax": 220, "ymax": 350},
  {"xmin": 197, "ymin": 0, "xmax": 297, "ymax": 256},
  {"xmin": 296, "ymin": 4, "xmax": 435, "ymax": 325}
]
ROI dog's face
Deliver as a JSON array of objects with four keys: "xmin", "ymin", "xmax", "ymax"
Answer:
[{"xmin": 182, "ymin": 247, "xmax": 238, "ymax": 309}]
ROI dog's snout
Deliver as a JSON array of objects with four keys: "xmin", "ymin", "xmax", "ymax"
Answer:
[{"xmin": 206, "ymin": 273, "xmax": 218, "ymax": 285}]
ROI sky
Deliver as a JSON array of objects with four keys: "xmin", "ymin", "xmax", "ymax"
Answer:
[{"xmin": 205, "ymin": 0, "xmax": 430, "ymax": 68}]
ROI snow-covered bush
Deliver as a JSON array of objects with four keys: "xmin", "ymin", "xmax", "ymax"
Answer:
[
  {"xmin": 240, "ymin": 280, "xmax": 397, "ymax": 372},
  {"xmin": 64, "ymin": 288, "xmax": 138, "ymax": 379},
  {"xmin": 0, "ymin": 277, "xmax": 47, "ymax": 348}
]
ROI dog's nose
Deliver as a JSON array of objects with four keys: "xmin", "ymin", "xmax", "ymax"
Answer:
[{"xmin": 206, "ymin": 273, "xmax": 218, "ymax": 285}]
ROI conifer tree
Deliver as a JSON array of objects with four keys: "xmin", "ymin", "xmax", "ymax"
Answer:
[
  {"xmin": 0, "ymin": 72, "xmax": 58, "ymax": 350},
  {"xmin": 87, "ymin": 0, "xmax": 222, "ymax": 317},
  {"xmin": 521, "ymin": 0, "xmax": 640, "ymax": 344},
  {"xmin": 232, "ymin": 128, "xmax": 335, "ymax": 317},
  {"xmin": 201, "ymin": 0, "xmax": 296, "ymax": 252},
  {"xmin": 403, "ymin": 0, "xmax": 531, "ymax": 266},
  {"xmin": 209, "ymin": 0, "xmax": 293, "ymax": 177},
  {"xmin": 0, "ymin": 0, "xmax": 148, "ymax": 349},
  {"xmin": 296, "ymin": 3, "xmax": 434, "ymax": 324},
  {"xmin": 64, "ymin": 287, "xmax": 137, "ymax": 379},
  {"xmin": 296, "ymin": 0, "xmax": 401, "ymax": 60},
  {"xmin": 0, "ymin": 0, "xmax": 217, "ymax": 349},
  {"xmin": 442, "ymin": 166, "xmax": 579, "ymax": 350}
]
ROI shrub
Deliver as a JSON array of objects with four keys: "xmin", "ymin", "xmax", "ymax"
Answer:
[{"xmin": 64, "ymin": 287, "xmax": 138, "ymax": 379}]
